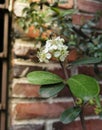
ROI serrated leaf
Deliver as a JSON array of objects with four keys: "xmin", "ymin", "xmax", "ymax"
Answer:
[
  {"xmin": 27, "ymin": 71, "xmax": 63, "ymax": 85},
  {"xmin": 40, "ymin": 83, "xmax": 65, "ymax": 98},
  {"xmin": 60, "ymin": 107, "xmax": 81, "ymax": 124},
  {"xmin": 67, "ymin": 74, "xmax": 100, "ymax": 101},
  {"xmin": 71, "ymin": 57, "xmax": 102, "ymax": 66}
]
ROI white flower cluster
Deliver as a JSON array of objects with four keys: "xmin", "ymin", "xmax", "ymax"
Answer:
[{"xmin": 38, "ymin": 37, "xmax": 69, "ymax": 63}]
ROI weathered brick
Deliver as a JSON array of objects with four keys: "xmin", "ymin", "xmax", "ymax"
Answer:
[
  {"xmin": 14, "ymin": 1, "xmax": 29, "ymax": 17},
  {"xmin": 13, "ymin": 64, "xmax": 43, "ymax": 78},
  {"xmin": 12, "ymin": 83, "xmax": 40, "ymax": 98},
  {"xmin": 57, "ymin": 86, "xmax": 72, "ymax": 97},
  {"xmin": 50, "ymin": 68, "xmax": 71, "ymax": 79},
  {"xmin": 78, "ymin": 65, "xmax": 95, "ymax": 77},
  {"xmin": 14, "ymin": 102, "xmax": 73, "ymax": 120},
  {"xmin": 13, "ymin": 39, "xmax": 39, "ymax": 61},
  {"xmin": 10, "ymin": 124, "xmax": 45, "ymax": 130},
  {"xmin": 12, "ymin": 81, "xmax": 102, "ymax": 98},
  {"xmin": 13, "ymin": 39, "xmax": 35, "ymax": 56},
  {"xmin": 58, "ymin": 0, "xmax": 74, "ymax": 9},
  {"xmin": 78, "ymin": 65, "xmax": 102, "ymax": 80},
  {"xmin": 67, "ymin": 49, "xmax": 81, "ymax": 62},
  {"xmin": 77, "ymin": 0, "xmax": 102, "ymax": 13},
  {"xmin": 12, "ymin": 83, "xmax": 73, "ymax": 98},
  {"xmin": 72, "ymin": 14, "xmax": 92, "ymax": 25},
  {"xmin": 13, "ymin": 100, "xmax": 102, "ymax": 121},
  {"xmin": 72, "ymin": 14, "xmax": 102, "ymax": 29},
  {"xmin": 10, "ymin": 0, "xmax": 102, "ymax": 129},
  {"xmin": 12, "ymin": 63, "xmax": 70, "ymax": 79},
  {"xmin": 53, "ymin": 119, "xmax": 102, "ymax": 130}
]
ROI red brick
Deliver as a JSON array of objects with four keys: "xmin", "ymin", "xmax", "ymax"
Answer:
[
  {"xmin": 78, "ymin": 65, "xmax": 102, "ymax": 80},
  {"xmin": 53, "ymin": 119, "xmax": 102, "ymax": 130},
  {"xmin": 12, "ymin": 82, "xmax": 102, "ymax": 98},
  {"xmin": 57, "ymin": 86, "xmax": 72, "ymax": 97},
  {"xmin": 13, "ymin": 100, "xmax": 102, "ymax": 120},
  {"xmin": 13, "ymin": 64, "xmax": 43, "ymax": 78},
  {"xmin": 50, "ymin": 68, "xmax": 71, "ymax": 79},
  {"xmin": 72, "ymin": 14, "xmax": 102, "ymax": 29},
  {"xmin": 78, "ymin": 65, "xmax": 95, "ymax": 77},
  {"xmin": 12, "ymin": 83, "xmax": 40, "ymax": 98},
  {"xmin": 14, "ymin": 102, "xmax": 73, "ymax": 120},
  {"xmin": 10, "ymin": 1, "xmax": 102, "ymax": 130},
  {"xmin": 77, "ymin": 0, "xmax": 102, "ymax": 13},
  {"xmin": 13, "ymin": 64, "xmax": 70, "ymax": 79},
  {"xmin": 10, "ymin": 124, "xmax": 45, "ymax": 130},
  {"xmin": 12, "ymin": 83, "xmax": 73, "ymax": 98},
  {"xmin": 72, "ymin": 14, "xmax": 93, "ymax": 25}
]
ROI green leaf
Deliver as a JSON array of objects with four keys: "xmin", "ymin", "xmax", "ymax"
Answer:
[
  {"xmin": 71, "ymin": 57, "xmax": 102, "ymax": 66},
  {"xmin": 27, "ymin": 71, "xmax": 63, "ymax": 85},
  {"xmin": 67, "ymin": 74, "xmax": 100, "ymax": 101},
  {"xmin": 95, "ymin": 96, "xmax": 102, "ymax": 108},
  {"xmin": 51, "ymin": 7, "xmax": 60, "ymax": 15},
  {"xmin": 60, "ymin": 107, "xmax": 81, "ymax": 124},
  {"xmin": 40, "ymin": 83, "xmax": 65, "ymax": 98},
  {"xmin": 30, "ymin": 2, "xmax": 37, "ymax": 8},
  {"xmin": 51, "ymin": 7, "xmax": 76, "ymax": 17},
  {"xmin": 22, "ymin": 7, "xmax": 29, "ymax": 14},
  {"xmin": 59, "ymin": 9, "xmax": 76, "ymax": 17}
]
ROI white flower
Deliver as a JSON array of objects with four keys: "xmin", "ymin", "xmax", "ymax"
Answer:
[
  {"xmin": 38, "ymin": 49, "xmax": 52, "ymax": 63},
  {"xmin": 46, "ymin": 53, "xmax": 52, "ymax": 59},
  {"xmin": 55, "ymin": 36, "xmax": 65, "ymax": 43},
  {"xmin": 38, "ymin": 36, "xmax": 69, "ymax": 63},
  {"xmin": 59, "ymin": 50, "xmax": 69, "ymax": 61},
  {"xmin": 54, "ymin": 51, "xmax": 61, "ymax": 58}
]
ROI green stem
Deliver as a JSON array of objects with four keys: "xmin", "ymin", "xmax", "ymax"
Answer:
[
  {"xmin": 59, "ymin": 61, "xmax": 68, "ymax": 79},
  {"xmin": 59, "ymin": 60, "xmax": 76, "ymax": 103},
  {"xmin": 80, "ymin": 107, "xmax": 87, "ymax": 130},
  {"xmin": 59, "ymin": 60, "xmax": 87, "ymax": 130}
]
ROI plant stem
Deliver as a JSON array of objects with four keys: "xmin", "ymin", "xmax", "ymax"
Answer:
[
  {"xmin": 59, "ymin": 61, "xmax": 68, "ymax": 79},
  {"xmin": 59, "ymin": 60, "xmax": 76, "ymax": 103},
  {"xmin": 80, "ymin": 107, "xmax": 86, "ymax": 130},
  {"xmin": 59, "ymin": 60, "xmax": 87, "ymax": 130}
]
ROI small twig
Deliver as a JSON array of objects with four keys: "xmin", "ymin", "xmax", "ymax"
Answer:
[
  {"xmin": 80, "ymin": 107, "xmax": 87, "ymax": 130},
  {"xmin": 59, "ymin": 61, "xmax": 68, "ymax": 79}
]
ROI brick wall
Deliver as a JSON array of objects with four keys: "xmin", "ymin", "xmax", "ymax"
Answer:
[{"xmin": 9, "ymin": 0, "xmax": 102, "ymax": 130}]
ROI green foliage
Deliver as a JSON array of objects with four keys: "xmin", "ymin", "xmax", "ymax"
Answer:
[
  {"xmin": 27, "ymin": 71, "xmax": 64, "ymax": 85},
  {"xmin": 71, "ymin": 57, "xmax": 102, "ymax": 66},
  {"xmin": 15, "ymin": 0, "xmax": 102, "ymax": 62},
  {"xmin": 60, "ymin": 107, "xmax": 81, "ymax": 124},
  {"xmin": 67, "ymin": 74, "xmax": 100, "ymax": 101},
  {"xmin": 17, "ymin": 2, "xmax": 47, "ymax": 32},
  {"xmin": 40, "ymin": 83, "xmax": 65, "ymax": 98},
  {"xmin": 15, "ymin": 0, "xmax": 102, "ymax": 129},
  {"xmin": 27, "ymin": 71, "xmax": 102, "ymax": 124}
]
